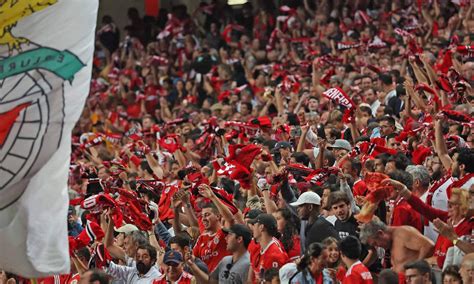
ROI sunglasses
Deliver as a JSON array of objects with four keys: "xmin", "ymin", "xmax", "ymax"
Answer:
[{"xmin": 223, "ymin": 263, "xmax": 233, "ymax": 279}]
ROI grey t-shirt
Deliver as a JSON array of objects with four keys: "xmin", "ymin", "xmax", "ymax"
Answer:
[{"xmin": 210, "ymin": 252, "xmax": 250, "ymax": 284}]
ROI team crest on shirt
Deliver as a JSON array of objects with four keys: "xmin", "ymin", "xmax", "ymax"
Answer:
[{"xmin": 214, "ymin": 236, "xmax": 220, "ymax": 244}]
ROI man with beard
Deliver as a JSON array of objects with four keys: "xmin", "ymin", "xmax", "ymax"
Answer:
[
  {"xmin": 329, "ymin": 192, "xmax": 378, "ymax": 269},
  {"xmin": 360, "ymin": 219, "xmax": 434, "ymax": 273},
  {"xmin": 105, "ymin": 215, "xmax": 148, "ymax": 267},
  {"xmin": 248, "ymin": 213, "xmax": 289, "ymax": 283},
  {"xmin": 106, "ymin": 244, "xmax": 161, "ymax": 283},
  {"xmin": 188, "ymin": 224, "xmax": 252, "ymax": 284},
  {"xmin": 290, "ymin": 191, "xmax": 339, "ymax": 252},
  {"xmin": 430, "ymin": 120, "xmax": 474, "ymax": 215}
]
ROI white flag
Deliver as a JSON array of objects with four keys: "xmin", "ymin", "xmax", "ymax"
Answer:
[{"xmin": 0, "ymin": 0, "xmax": 98, "ymax": 277}]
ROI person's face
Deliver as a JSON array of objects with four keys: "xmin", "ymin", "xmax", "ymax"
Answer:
[
  {"xmin": 225, "ymin": 232, "xmax": 240, "ymax": 252},
  {"xmin": 326, "ymin": 242, "xmax": 340, "ymax": 265},
  {"xmin": 201, "ymin": 208, "xmax": 219, "ymax": 231},
  {"xmin": 376, "ymin": 105, "xmax": 386, "ymax": 119},
  {"xmin": 425, "ymin": 156, "xmax": 441, "ymax": 176},
  {"xmin": 142, "ymin": 118, "xmax": 152, "ymax": 130},
  {"xmin": 447, "ymin": 194, "xmax": 463, "ymax": 219},
  {"xmin": 379, "ymin": 121, "xmax": 394, "ymax": 136},
  {"xmin": 364, "ymin": 89, "xmax": 377, "ymax": 104},
  {"xmin": 387, "ymin": 138, "xmax": 402, "ymax": 151},
  {"xmin": 166, "ymin": 262, "xmax": 183, "ymax": 281},
  {"xmin": 309, "ymin": 249, "xmax": 328, "ymax": 272},
  {"xmin": 334, "ymin": 148, "xmax": 348, "ymax": 160},
  {"xmin": 170, "ymin": 163, "xmax": 180, "ymax": 178},
  {"xmin": 443, "ymin": 274, "xmax": 462, "ymax": 284},
  {"xmin": 97, "ymin": 167, "xmax": 109, "ymax": 180},
  {"xmin": 279, "ymin": 147, "xmax": 290, "ymax": 158},
  {"xmin": 297, "ymin": 204, "xmax": 311, "ymax": 220},
  {"xmin": 385, "ymin": 161, "xmax": 396, "ymax": 174},
  {"xmin": 252, "ymin": 223, "xmax": 263, "ymax": 240},
  {"xmin": 274, "ymin": 211, "xmax": 286, "ymax": 233},
  {"xmin": 366, "ymin": 231, "xmax": 391, "ymax": 249},
  {"xmin": 331, "ymin": 201, "xmax": 350, "ymax": 221},
  {"xmin": 136, "ymin": 248, "xmax": 153, "ymax": 267},
  {"xmin": 451, "ymin": 153, "xmax": 461, "ymax": 178},
  {"xmin": 358, "ymin": 110, "xmax": 371, "ymax": 127},
  {"xmin": 460, "ymin": 261, "xmax": 474, "ymax": 284},
  {"xmin": 115, "ymin": 233, "xmax": 125, "ymax": 249},
  {"xmin": 341, "ymin": 161, "xmax": 353, "ymax": 176},
  {"xmin": 169, "ymin": 243, "xmax": 185, "ymax": 257},
  {"xmin": 322, "ymin": 189, "xmax": 331, "ymax": 207},
  {"xmin": 124, "ymin": 235, "xmax": 137, "ymax": 257},
  {"xmin": 405, "ymin": 269, "xmax": 429, "ymax": 284},
  {"xmin": 308, "ymin": 98, "xmax": 318, "ymax": 111},
  {"xmin": 361, "ymin": 78, "xmax": 372, "ymax": 90},
  {"xmin": 78, "ymin": 271, "xmax": 94, "ymax": 284}
]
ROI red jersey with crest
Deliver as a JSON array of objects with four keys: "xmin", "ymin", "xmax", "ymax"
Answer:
[
  {"xmin": 250, "ymin": 238, "xmax": 289, "ymax": 283},
  {"xmin": 342, "ymin": 261, "xmax": 373, "ymax": 284},
  {"xmin": 192, "ymin": 229, "xmax": 231, "ymax": 273},
  {"xmin": 153, "ymin": 271, "xmax": 193, "ymax": 284}
]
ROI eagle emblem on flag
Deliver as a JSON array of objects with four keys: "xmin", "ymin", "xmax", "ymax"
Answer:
[{"xmin": 0, "ymin": 0, "xmax": 85, "ymax": 209}]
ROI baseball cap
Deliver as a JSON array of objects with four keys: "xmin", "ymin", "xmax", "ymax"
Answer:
[
  {"xmin": 163, "ymin": 250, "xmax": 183, "ymax": 265},
  {"xmin": 327, "ymin": 139, "xmax": 352, "ymax": 152},
  {"xmin": 273, "ymin": 141, "xmax": 292, "ymax": 151},
  {"xmin": 222, "ymin": 224, "xmax": 252, "ymax": 246},
  {"xmin": 290, "ymin": 191, "xmax": 321, "ymax": 207},
  {"xmin": 248, "ymin": 213, "xmax": 277, "ymax": 234},
  {"xmin": 114, "ymin": 224, "xmax": 139, "ymax": 234},
  {"xmin": 245, "ymin": 209, "xmax": 263, "ymax": 220}
]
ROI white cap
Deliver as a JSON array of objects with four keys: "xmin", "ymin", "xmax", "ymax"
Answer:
[
  {"xmin": 114, "ymin": 224, "xmax": 139, "ymax": 234},
  {"xmin": 290, "ymin": 191, "xmax": 321, "ymax": 207}
]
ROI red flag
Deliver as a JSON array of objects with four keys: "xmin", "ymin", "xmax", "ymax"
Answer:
[{"xmin": 322, "ymin": 87, "xmax": 355, "ymax": 123}]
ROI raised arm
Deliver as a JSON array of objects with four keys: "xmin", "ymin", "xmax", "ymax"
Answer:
[
  {"xmin": 199, "ymin": 184, "xmax": 236, "ymax": 226},
  {"xmin": 103, "ymin": 211, "xmax": 126, "ymax": 262}
]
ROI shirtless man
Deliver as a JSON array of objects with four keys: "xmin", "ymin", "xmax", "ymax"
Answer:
[{"xmin": 359, "ymin": 219, "xmax": 435, "ymax": 273}]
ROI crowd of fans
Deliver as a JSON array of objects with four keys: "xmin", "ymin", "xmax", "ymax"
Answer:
[{"xmin": 3, "ymin": 0, "xmax": 474, "ymax": 283}]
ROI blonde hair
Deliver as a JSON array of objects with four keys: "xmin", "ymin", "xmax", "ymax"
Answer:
[{"xmin": 451, "ymin": 188, "xmax": 470, "ymax": 216}]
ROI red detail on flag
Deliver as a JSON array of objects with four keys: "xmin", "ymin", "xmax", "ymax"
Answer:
[{"xmin": 0, "ymin": 103, "xmax": 30, "ymax": 147}]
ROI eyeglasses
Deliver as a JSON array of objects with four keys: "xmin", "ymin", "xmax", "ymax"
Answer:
[
  {"xmin": 448, "ymin": 201, "xmax": 461, "ymax": 207},
  {"xmin": 223, "ymin": 263, "xmax": 233, "ymax": 279}
]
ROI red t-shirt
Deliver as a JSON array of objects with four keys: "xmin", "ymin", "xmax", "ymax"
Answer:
[
  {"xmin": 153, "ymin": 271, "xmax": 193, "ymax": 284},
  {"xmin": 250, "ymin": 238, "xmax": 289, "ymax": 282},
  {"xmin": 342, "ymin": 261, "xmax": 373, "ymax": 284},
  {"xmin": 286, "ymin": 235, "xmax": 301, "ymax": 260},
  {"xmin": 434, "ymin": 218, "xmax": 472, "ymax": 268},
  {"xmin": 391, "ymin": 198, "xmax": 423, "ymax": 232},
  {"xmin": 192, "ymin": 229, "xmax": 231, "ymax": 273}
]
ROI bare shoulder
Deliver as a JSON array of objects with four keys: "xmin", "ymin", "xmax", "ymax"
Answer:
[{"xmin": 392, "ymin": 225, "xmax": 421, "ymax": 238}]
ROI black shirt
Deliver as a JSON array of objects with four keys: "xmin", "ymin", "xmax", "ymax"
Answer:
[{"xmin": 305, "ymin": 216, "xmax": 340, "ymax": 249}]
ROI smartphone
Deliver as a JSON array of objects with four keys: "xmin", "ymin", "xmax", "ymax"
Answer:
[{"xmin": 317, "ymin": 124, "xmax": 326, "ymax": 139}]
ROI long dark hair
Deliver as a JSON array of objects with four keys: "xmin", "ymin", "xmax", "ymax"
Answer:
[
  {"xmin": 297, "ymin": 243, "xmax": 324, "ymax": 271},
  {"xmin": 277, "ymin": 208, "xmax": 300, "ymax": 253}
]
